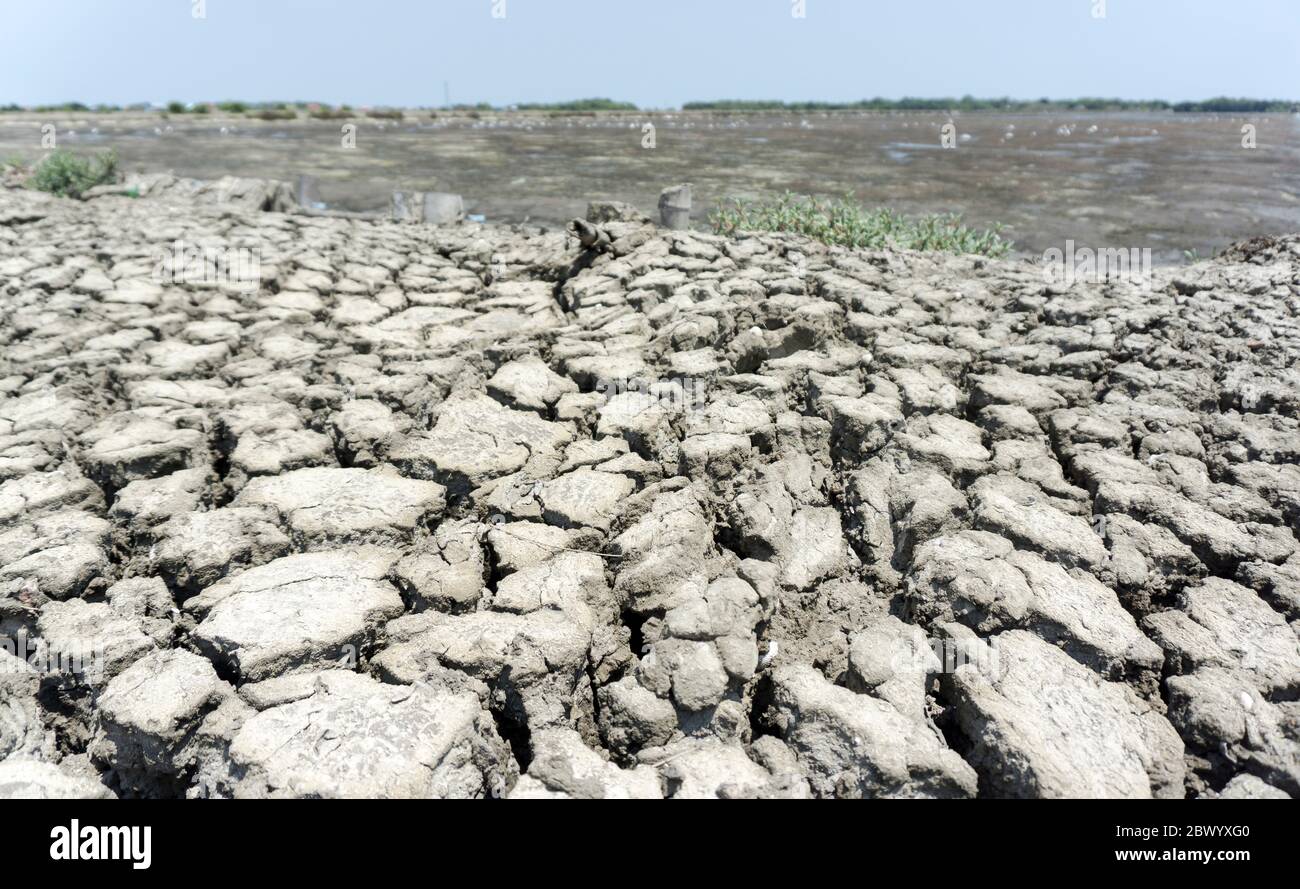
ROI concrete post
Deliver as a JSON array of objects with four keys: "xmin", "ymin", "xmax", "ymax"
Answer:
[
  {"xmin": 295, "ymin": 174, "xmax": 322, "ymax": 209},
  {"xmin": 390, "ymin": 191, "xmax": 422, "ymax": 223},
  {"xmin": 422, "ymin": 192, "xmax": 465, "ymax": 225},
  {"xmin": 658, "ymin": 183, "xmax": 691, "ymax": 230}
]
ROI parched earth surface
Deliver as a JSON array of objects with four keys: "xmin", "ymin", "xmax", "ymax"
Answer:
[{"xmin": 1, "ymin": 179, "xmax": 1298, "ymax": 799}]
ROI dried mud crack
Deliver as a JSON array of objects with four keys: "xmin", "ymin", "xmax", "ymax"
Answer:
[{"xmin": 1, "ymin": 183, "xmax": 1298, "ymax": 799}]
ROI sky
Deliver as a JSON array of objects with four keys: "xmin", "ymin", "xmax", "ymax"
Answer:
[{"xmin": 3, "ymin": 0, "xmax": 1298, "ymax": 108}]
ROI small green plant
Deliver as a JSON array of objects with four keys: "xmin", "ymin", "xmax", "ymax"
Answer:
[
  {"xmin": 710, "ymin": 192, "xmax": 1014, "ymax": 258},
  {"xmin": 216, "ymin": 101, "xmax": 248, "ymax": 113},
  {"xmin": 1183, "ymin": 248, "xmax": 1201, "ymax": 263},
  {"xmin": 166, "ymin": 101, "xmax": 186, "ymax": 114},
  {"xmin": 28, "ymin": 149, "xmax": 119, "ymax": 198},
  {"xmin": 366, "ymin": 108, "xmax": 404, "ymax": 120}
]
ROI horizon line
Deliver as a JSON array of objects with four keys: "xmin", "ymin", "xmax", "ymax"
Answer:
[{"xmin": 6, "ymin": 96, "xmax": 1299, "ymax": 113}]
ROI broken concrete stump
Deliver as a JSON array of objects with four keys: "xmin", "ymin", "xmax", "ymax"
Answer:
[
  {"xmin": 295, "ymin": 175, "xmax": 324, "ymax": 210},
  {"xmin": 390, "ymin": 191, "xmax": 465, "ymax": 225},
  {"xmin": 422, "ymin": 192, "xmax": 465, "ymax": 225},
  {"xmin": 390, "ymin": 191, "xmax": 422, "ymax": 223},
  {"xmin": 658, "ymin": 183, "xmax": 692, "ymax": 230}
]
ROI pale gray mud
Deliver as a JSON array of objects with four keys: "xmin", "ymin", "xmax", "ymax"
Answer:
[{"xmin": 0, "ymin": 176, "xmax": 1297, "ymax": 799}]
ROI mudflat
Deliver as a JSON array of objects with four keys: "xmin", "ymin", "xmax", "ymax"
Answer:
[{"xmin": 4, "ymin": 109, "xmax": 1298, "ymax": 261}]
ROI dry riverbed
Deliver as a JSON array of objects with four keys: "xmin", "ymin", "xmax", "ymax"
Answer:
[{"xmin": 0, "ymin": 176, "xmax": 1297, "ymax": 799}]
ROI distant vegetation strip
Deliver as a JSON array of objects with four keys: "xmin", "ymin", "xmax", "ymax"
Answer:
[
  {"xmin": 3, "ymin": 96, "xmax": 1296, "ymax": 114},
  {"xmin": 682, "ymin": 97, "xmax": 1300, "ymax": 113}
]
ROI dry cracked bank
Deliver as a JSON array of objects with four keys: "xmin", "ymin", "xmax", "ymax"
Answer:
[{"xmin": 0, "ymin": 180, "xmax": 1297, "ymax": 799}]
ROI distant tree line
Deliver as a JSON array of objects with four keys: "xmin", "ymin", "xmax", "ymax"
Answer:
[
  {"xmin": 5, "ymin": 96, "xmax": 1297, "ymax": 114},
  {"xmin": 682, "ymin": 96, "xmax": 1300, "ymax": 113},
  {"xmin": 1169, "ymin": 97, "xmax": 1300, "ymax": 112},
  {"xmin": 513, "ymin": 98, "xmax": 638, "ymax": 111}
]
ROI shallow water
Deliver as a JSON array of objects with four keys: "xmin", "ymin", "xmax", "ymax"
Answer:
[{"xmin": 4, "ymin": 110, "xmax": 1298, "ymax": 263}]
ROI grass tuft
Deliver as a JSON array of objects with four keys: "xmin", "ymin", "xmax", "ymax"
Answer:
[
  {"xmin": 710, "ymin": 192, "xmax": 1013, "ymax": 258},
  {"xmin": 28, "ymin": 149, "xmax": 119, "ymax": 198}
]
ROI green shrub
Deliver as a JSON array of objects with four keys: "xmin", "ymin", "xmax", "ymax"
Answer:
[
  {"xmin": 366, "ymin": 108, "xmax": 404, "ymax": 120},
  {"xmin": 28, "ymin": 149, "xmax": 119, "ymax": 198},
  {"xmin": 710, "ymin": 192, "xmax": 1013, "ymax": 258},
  {"xmin": 166, "ymin": 101, "xmax": 186, "ymax": 114},
  {"xmin": 216, "ymin": 101, "xmax": 248, "ymax": 113},
  {"xmin": 254, "ymin": 107, "xmax": 296, "ymax": 120}
]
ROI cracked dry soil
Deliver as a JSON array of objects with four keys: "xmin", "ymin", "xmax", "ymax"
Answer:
[{"xmin": 1, "ymin": 181, "xmax": 1298, "ymax": 799}]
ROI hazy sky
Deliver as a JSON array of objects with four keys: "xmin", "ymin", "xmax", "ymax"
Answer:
[{"xmin": 4, "ymin": 0, "xmax": 1298, "ymax": 108}]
